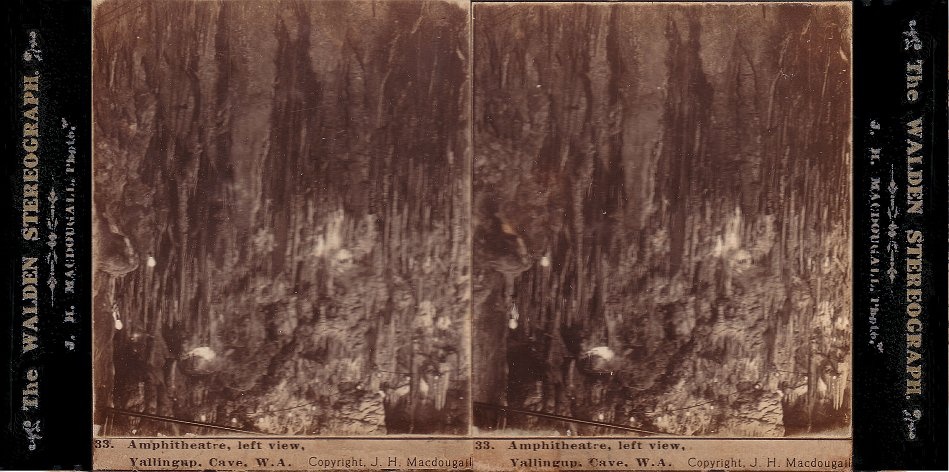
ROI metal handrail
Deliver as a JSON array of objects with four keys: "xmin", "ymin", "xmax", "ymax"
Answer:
[
  {"xmin": 474, "ymin": 401, "xmax": 670, "ymax": 435},
  {"xmin": 105, "ymin": 407, "xmax": 264, "ymax": 435}
]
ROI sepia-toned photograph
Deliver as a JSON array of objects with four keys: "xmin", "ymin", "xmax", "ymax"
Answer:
[
  {"xmin": 5, "ymin": 0, "xmax": 945, "ymax": 469},
  {"xmin": 92, "ymin": 0, "xmax": 470, "ymax": 436},
  {"xmin": 472, "ymin": 2, "xmax": 852, "ymax": 437},
  {"xmin": 91, "ymin": 0, "xmax": 851, "ymax": 447}
]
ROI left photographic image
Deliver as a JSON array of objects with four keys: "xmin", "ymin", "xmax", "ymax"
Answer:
[{"xmin": 92, "ymin": 0, "xmax": 470, "ymax": 436}]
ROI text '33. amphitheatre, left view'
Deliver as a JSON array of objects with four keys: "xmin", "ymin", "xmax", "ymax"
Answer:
[{"xmin": 93, "ymin": 0, "xmax": 471, "ymax": 435}]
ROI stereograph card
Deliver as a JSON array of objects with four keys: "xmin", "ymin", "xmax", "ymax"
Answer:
[{"xmin": 1, "ymin": 0, "xmax": 946, "ymax": 470}]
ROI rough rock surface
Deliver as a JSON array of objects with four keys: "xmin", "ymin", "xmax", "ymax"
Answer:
[
  {"xmin": 472, "ymin": 3, "xmax": 851, "ymax": 437},
  {"xmin": 93, "ymin": 0, "xmax": 470, "ymax": 435}
]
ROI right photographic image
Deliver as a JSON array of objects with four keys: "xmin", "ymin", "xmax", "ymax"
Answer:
[{"xmin": 472, "ymin": 2, "xmax": 851, "ymax": 437}]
